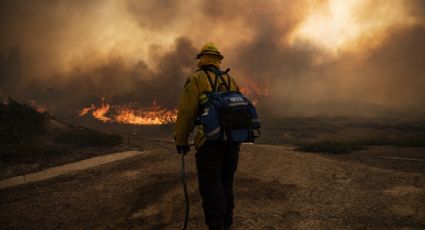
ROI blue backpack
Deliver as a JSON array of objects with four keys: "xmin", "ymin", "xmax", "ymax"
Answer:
[{"xmin": 198, "ymin": 67, "xmax": 261, "ymax": 142}]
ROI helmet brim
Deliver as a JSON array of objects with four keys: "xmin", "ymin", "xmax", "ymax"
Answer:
[{"xmin": 195, "ymin": 51, "xmax": 224, "ymax": 60}]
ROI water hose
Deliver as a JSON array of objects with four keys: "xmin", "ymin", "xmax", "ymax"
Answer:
[{"xmin": 181, "ymin": 153, "xmax": 189, "ymax": 230}]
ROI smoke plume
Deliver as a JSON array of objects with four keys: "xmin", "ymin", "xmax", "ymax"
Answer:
[{"xmin": 1, "ymin": 0, "xmax": 424, "ymax": 118}]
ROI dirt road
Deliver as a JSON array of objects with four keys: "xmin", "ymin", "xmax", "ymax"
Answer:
[{"xmin": 1, "ymin": 143, "xmax": 424, "ymax": 229}]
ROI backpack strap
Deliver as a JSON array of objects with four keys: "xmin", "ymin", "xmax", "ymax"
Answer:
[
  {"xmin": 203, "ymin": 70, "xmax": 214, "ymax": 90},
  {"xmin": 200, "ymin": 66, "xmax": 232, "ymax": 92},
  {"xmin": 223, "ymin": 68, "xmax": 232, "ymax": 91},
  {"xmin": 217, "ymin": 73, "xmax": 230, "ymax": 91},
  {"xmin": 211, "ymin": 67, "xmax": 231, "ymax": 92},
  {"xmin": 203, "ymin": 69, "xmax": 218, "ymax": 92}
]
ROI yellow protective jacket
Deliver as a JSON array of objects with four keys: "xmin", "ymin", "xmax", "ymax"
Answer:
[{"xmin": 174, "ymin": 66, "xmax": 240, "ymax": 149}]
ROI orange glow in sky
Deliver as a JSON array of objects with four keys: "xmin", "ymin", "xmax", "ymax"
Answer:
[{"xmin": 293, "ymin": 0, "xmax": 418, "ymax": 54}]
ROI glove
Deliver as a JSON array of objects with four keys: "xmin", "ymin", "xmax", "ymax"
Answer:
[{"xmin": 176, "ymin": 145, "xmax": 190, "ymax": 155}]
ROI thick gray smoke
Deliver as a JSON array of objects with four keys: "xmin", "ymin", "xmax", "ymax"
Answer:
[{"xmin": 1, "ymin": 0, "xmax": 425, "ymax": 118}]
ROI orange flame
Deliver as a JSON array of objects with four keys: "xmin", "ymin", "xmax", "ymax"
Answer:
[
  {"xmin": 239, "ymin": 80, "xmax": 270, "ymax": 105},
  {"xmin": 28, "ymin": 99, "xmax": 48, "ymax": 113},
  {"xmin": 240, "ymin": 80, "xmax": 270, "ymax": 97},
  {"xmin": 78, "ymin": 97, "xmax": 177, "ymax": 125},
  {"xmin": 92, "ymin": 97, "xmax": 111, "ymax": 122},
  {"xmin": 115, "ymin": 107, "xmax": 177, "ymax": 125},
  {"xmin": 78, "ymin": 106, "xmax": 93, "ymax": 116}
]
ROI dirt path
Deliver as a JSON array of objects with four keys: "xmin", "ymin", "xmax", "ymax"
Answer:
[
  {"xmin": 1, "ymin": 143, "xmax": 424, "ymax": 229},
  {"xmin": 0, "ymin": 150, "xmax": 144, "ymax": 189}
]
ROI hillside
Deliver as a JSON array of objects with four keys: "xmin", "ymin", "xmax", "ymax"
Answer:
[{"xmin": 0, "ymin": 96, "xmax": 125, "ymax": 179}]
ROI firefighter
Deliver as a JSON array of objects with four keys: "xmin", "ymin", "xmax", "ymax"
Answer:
[{"xmin": 175, "ymin": 42, "xmax": 241, "ymax": 230}]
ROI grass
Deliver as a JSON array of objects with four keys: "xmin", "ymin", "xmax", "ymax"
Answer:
[
  {"xmin": 296, "ymin": 137, "xmax": 425, "ymax": 154},
  {"xmin": 358, "ymin": 138, "xmax": 425, "ymax": 148},
  {"xmin": 0, "ymin": 141, "xmax": 62, "ymax": 163},
  {"xmin": 54, "ymin": 129, "xmax": 123, "ymax": 147},
  {"xmin": 295, "ymin": 141, "xmax": 366, "ymax": 154},
  {"xmin": 391, "ymin": 138, "xmax": 425, "ymax": 147}
]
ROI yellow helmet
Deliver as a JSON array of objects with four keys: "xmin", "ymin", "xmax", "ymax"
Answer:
[{"xmin": 196, "ymin": 42, "xmax": 224, "ymax": 60}]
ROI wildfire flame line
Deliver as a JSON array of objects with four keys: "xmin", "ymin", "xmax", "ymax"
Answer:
[
  {"xmin": 78, "ymin": 80, "xmax": 270, "ymax": 125},
  {"xmin": 78, "ymin": 97, "xmax": 177, "ymax": 125}
]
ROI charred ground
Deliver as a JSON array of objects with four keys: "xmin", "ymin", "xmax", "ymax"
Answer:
[{"xmin": 0, "ymin": 141, "xmax": 424, "ymax": 229}]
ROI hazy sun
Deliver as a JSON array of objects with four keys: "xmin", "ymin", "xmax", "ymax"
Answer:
[{"xmin": 294, "ymin": 0, "xmax": 417, "ymax": 54}]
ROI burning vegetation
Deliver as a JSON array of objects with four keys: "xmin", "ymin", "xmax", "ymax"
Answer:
[
  {"xmin": 239, "ymin": 80, "xmax": 271, "ymax": 105},
  {"xmin": 76, "ymin": 81, "xmax": 270, "ymax": 126},
  {"xmin": 78, "ymin": 97, "xmax": 177, "ymax": 125}
]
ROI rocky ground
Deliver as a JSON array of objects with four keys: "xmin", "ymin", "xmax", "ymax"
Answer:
[{"xmin": 1, "ymin": 141, "xmax": 424, "ymax": 229}]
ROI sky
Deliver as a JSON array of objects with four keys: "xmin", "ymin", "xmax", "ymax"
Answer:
[{"xmin": 1, "ymin": 0, "xmax": 424, "ymax": 118}]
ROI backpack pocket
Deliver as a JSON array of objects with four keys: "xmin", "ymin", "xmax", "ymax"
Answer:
[
  {"xmin": 220, "ymin": 106, "xmax": 251, "ymax": 129},
  {"xmin": 200, "ymin": 107, "xmax": 221, "ymax": 141}
]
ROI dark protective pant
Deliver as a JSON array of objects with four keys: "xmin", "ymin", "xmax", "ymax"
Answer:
[{"xmin": 196, "ymin": 141, "xmax": 240, "ymax": 230}]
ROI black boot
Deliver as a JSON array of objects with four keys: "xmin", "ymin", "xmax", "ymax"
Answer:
[{"xmin": 208, "ymin": 223, "xmax": 225, "ymax": 230}]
